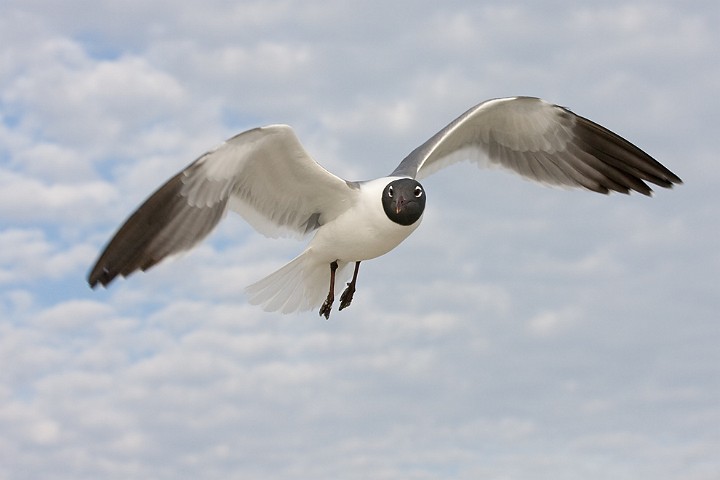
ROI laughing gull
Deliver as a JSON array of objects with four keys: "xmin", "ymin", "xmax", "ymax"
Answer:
[{"xmin": 88, "ymin": 96, "xmax": 681, "ymax": 318}]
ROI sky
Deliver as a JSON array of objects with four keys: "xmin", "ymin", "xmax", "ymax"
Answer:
[{"xmin": 1, "ymin": 1, "xmax": 718, "ymax": 479}]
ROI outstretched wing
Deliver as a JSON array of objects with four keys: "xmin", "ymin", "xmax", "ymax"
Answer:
[
  {"xmin": 391, "ymin": 97, "xmax": 682, "ymax": 195},
  {"xmin": 88, "ymin": 125, "xmax": 357, "ymax": 288}
]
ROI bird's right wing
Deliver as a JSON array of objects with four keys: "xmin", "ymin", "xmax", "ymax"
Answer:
[{"xmin": 88, "ymin": 125, "xmax": 357, "ymax": 288}]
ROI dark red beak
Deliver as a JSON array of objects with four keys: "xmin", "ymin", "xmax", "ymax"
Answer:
[{"xmin": 395, "ymin": 195, "xmax": 407, "ymax": 214}]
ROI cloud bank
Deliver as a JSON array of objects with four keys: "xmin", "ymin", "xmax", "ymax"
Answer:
[{"xmin": 1, "ymin": 1, "xmax": 718, "ymax": 479}]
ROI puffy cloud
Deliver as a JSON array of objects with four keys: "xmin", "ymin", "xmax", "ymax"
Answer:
[
  {"xmin": 0, "ymin": 170, "xmax": 117, "ymax": 224},
  {"xmin": 0, "ymin": 1, "xmax": 718, "ymax": 479},
  {"xmin": 0, "ymin": 228, "xmax": 96, "ymax": 283},
  {"xmin": 2, "ymin": 38, "xmax": 189, "ymax": 151}
]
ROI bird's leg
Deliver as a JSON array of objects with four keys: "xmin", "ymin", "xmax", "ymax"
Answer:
[
  {"xmin": 319, "ymin": 260, "xmax": 339, "ymax": 319},
  {"xmin": 339, "ymin": 261, "xmax": 361, "ymax": 311}
]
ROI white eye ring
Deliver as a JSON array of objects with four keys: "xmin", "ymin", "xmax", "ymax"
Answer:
[
  {"xmin": 414, "ymin": 186, "xmax": 423, "ymax": 197},
  {"xmin": 388, "ymin": 186, "xmax": 394, "ymax": 197}
]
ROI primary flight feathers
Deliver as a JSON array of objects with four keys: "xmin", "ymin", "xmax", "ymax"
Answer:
[{"xmin": 88, "ymin": 96, "xmax": 681, "ymax": 318}]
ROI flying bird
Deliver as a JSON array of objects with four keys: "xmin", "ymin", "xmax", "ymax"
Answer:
[{"xmin": 88, "ymin": 96, "xmax": 681, "ymax": 318}]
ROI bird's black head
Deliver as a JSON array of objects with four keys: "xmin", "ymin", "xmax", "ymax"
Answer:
[{"xmin": 381, "ymin": 178, "xmax": 426, "ymax": 226}]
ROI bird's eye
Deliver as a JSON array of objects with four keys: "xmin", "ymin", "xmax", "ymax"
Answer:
[
  {"xmin": 414, "ymin": 186, "xmax": 423, "ymax": 197},
  {"xmin": 387, "ymin": 186, "xmax": 394, "ymax": 197}
]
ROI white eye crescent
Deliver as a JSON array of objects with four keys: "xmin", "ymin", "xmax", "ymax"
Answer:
[
  {"xmin": 414, "ymin": 186, "xmax": 423, "ymax": 197},
  {"xmin": 388, "ymin": 186, "xmax": 394, "ymax": 197}
]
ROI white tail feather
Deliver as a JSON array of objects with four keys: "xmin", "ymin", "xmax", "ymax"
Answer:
[{"xmin": 245, "ymin": 250, "xmax": 352, "ymax": 314}]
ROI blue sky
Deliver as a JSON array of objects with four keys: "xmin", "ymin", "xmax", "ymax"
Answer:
[{"xmin": 1, "ymin": 1, "xmax": 718, "ymax": 479}]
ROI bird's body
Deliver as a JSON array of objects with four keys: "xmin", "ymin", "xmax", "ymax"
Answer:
[
  {"xmin": 88, "ymin": 97, "xmax": 682, "ymax": 318},
  {"xmin": 307, "ymin": 177, "xmax": 423, "ymax": 263},
  {"xmin": 245, "ymin": 177, "xmax": 424, "ymax": 314}
]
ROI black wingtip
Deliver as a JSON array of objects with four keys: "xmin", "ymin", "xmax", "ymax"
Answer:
[
  {"xmin": 571, "ymin": 114, "xmax": 683, "ymax": 196},
  {"xmin": 87, "ymin": 266, "xmax": 115, "ymax": 289},
  {"xmin": 669, "ymin": 174, "xmax": 684, "ymax": 186}
]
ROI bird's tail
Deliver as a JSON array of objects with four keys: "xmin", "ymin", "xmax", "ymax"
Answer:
[{"xmin": 245, "ymin": 249, "xmax": 352, "ymax": 314}]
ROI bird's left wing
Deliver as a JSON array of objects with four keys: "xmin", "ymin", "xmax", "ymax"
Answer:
[
  {"xmin": 88, "ymin": 125, "xmax": 357, "ymax": 288},
  {"xmin": 391, "ymin": 96, "xmax": 681, "ymax": 195}
]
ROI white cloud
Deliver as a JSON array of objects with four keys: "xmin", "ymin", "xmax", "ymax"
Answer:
[
  {"xmin": 2, "ymin": 40, "xmax": 188, "ymax": 150},
  {"xmin": 0, "ymin": 1, "xmax": 718, "ymax": 479},
  {"xmin": 527, "ymin": 306, "xmax": 582, "ymax": 337},
  {"xmin": 0, "ymin": 228, "xmax": 95, "ymax": 282},
  {"xmin": 0, "ymin": 170, "xmax": 118, "ymax": 224}
]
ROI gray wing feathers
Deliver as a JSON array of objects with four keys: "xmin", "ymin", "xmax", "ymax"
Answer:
[
  {"xmin": 88, "ymin": 125, "xmax": 353, "ymax": 288},
  {"xmin": 392, "ymin": 96, "xmax": 682, "ymax": 195},
  {"xmin": 218, "ymin": 128, "xmax": 354, "ymax": 237},
  {"xmin": 88, "ymin": 171, "xmax": 227, "ymax": 287}
]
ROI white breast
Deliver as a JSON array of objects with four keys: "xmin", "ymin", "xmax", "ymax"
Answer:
[{"xmin": 307, "ymin": 177, "xmax": 422, "ymax": 262}]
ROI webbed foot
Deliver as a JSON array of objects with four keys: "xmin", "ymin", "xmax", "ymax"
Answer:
[
  {"xmin": 339, "ymin": 283, "xmax": 355, "ymax": 311},
  {"xmin": 319, "ymin": 294, "xmax": 334, "ymax": 319}
]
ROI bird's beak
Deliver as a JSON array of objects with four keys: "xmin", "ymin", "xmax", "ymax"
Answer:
[{"xmin": 395, "ymin": 195, "xmax": 406, "ymax": 214}]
